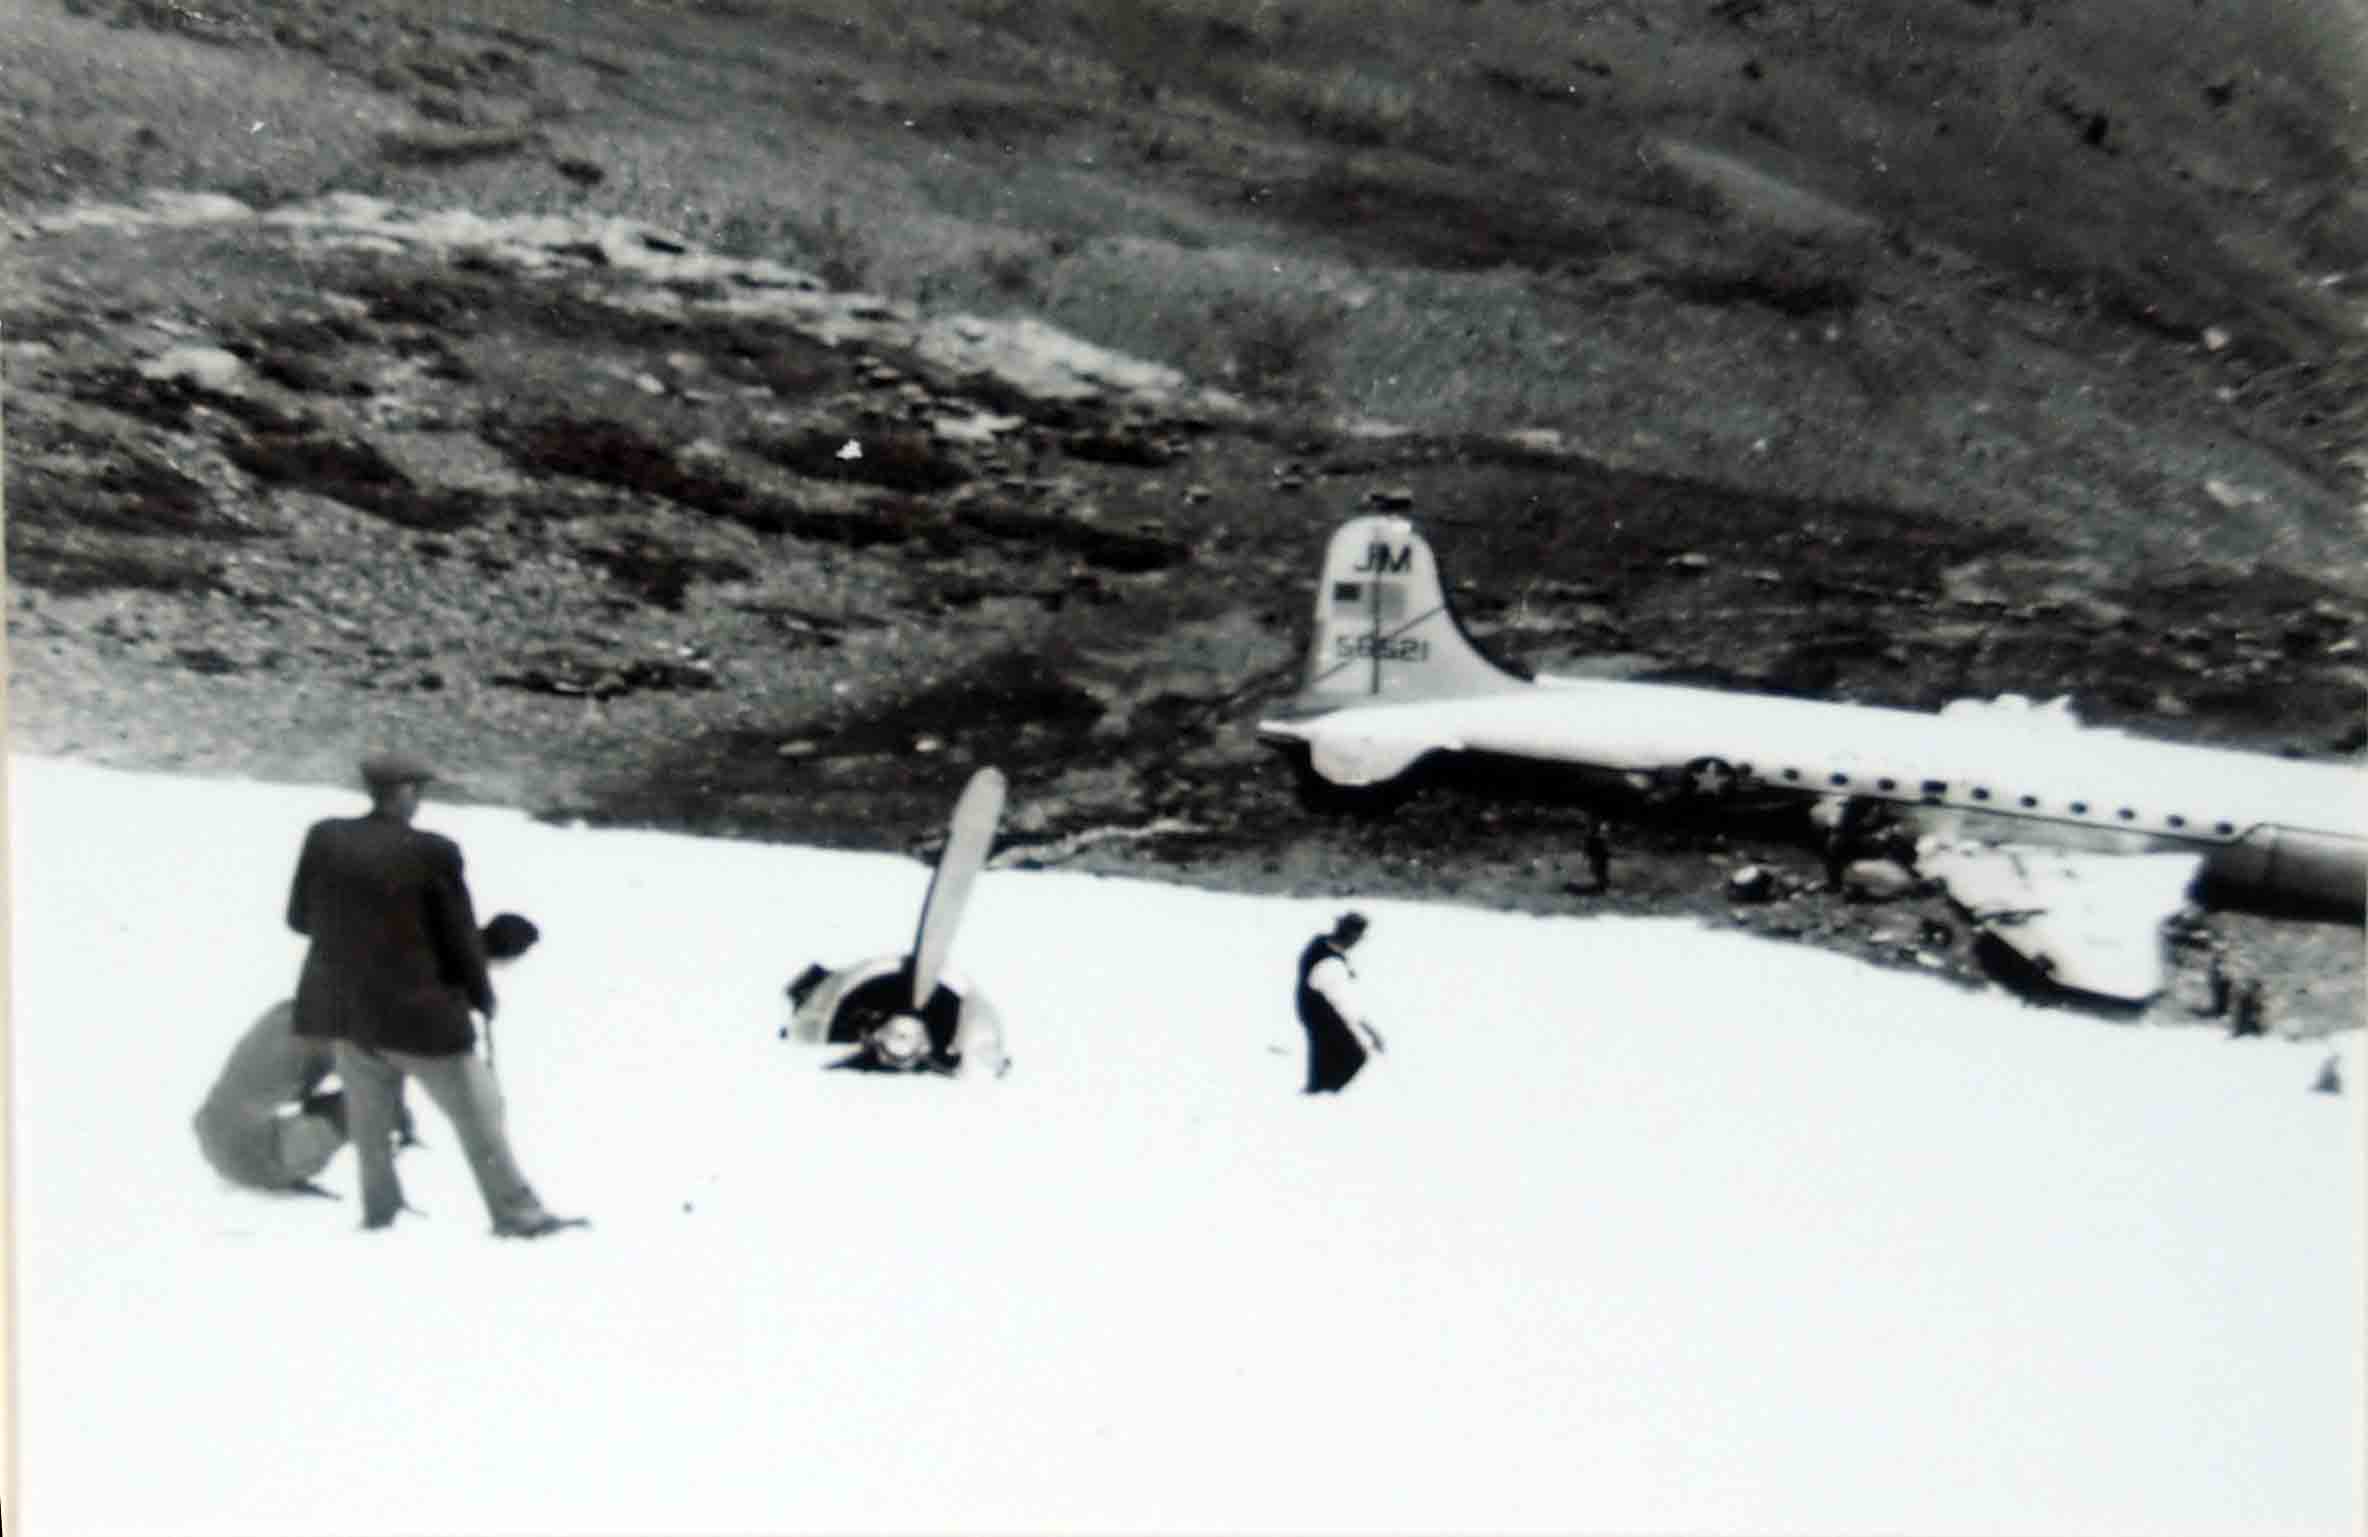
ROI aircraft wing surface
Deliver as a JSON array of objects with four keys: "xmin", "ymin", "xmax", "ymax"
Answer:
[{"xmin": 1918, "ymin": 841, "xmax": 2206, "ymax": 1001}]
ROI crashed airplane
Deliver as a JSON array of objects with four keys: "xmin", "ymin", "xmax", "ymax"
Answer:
[{"xmin": 1257, "ymin": 515, "xmax": 2367, "ymax": 1001}]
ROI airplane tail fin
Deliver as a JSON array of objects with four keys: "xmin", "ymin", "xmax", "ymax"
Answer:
[{"xmin": 1273, "ymin": 515, "xmax": 1530, "ymax": 716}]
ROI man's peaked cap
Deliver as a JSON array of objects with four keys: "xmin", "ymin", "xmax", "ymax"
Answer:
[{"xmin": 360, "ymin": 749, "xmax": 437, "ymax": 791}]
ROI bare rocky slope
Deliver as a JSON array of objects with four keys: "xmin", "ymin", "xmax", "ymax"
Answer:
[{"xmin": 6, "ymin": 0, "xmax": 2364, "ymax": 1036}]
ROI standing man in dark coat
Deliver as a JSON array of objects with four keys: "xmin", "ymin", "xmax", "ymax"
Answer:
[
  {"xmin": 1582, "ymin": 819, "xmax": 1613, "ymax": 894},
  {"xmin": 287, "ymin": 750, "xmax": 579, "ymax": 1237},
  {"xmin": 1294, "ymin": 911, "xmax": 1386, "ymax": 1095}
]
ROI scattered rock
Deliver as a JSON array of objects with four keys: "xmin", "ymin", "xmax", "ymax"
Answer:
[
  {"xmin": 1725, "ymin": 863, "xmax": 1777, "ymax": 901},
  {"xmin": 137, "ymin": 345, "xmax": 245, "ymax": 391},
  {"xmin": 377, "ymin": 122, "xmax": 542, "ymax": 166},
  {"xmin": 1063, "ymin": 424, "xmax": 1177, "ymax": 467},
  {"xmin": 1842, "ymin": 859, "xmax": 1919, "ymax": 902},
  {"xmin": 489, "ymin": 652, "xmax": 721, "ymax": 700},
  {"xmin": 2204, "ymin": 478, "xmax": 2269, "ymax": 510},
  {"xmin": 175, "ymin": 646, "xmax": 241, "ymax": 675}
]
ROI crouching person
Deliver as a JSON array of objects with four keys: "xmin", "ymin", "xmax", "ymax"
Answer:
[
  {"xmin": 191, "ymin": 1006, "xmax": 352, "ymax": 1198},
  {"xmin": 783, "ymin": 956, "xmax": 1010, "ymax": 1079}
]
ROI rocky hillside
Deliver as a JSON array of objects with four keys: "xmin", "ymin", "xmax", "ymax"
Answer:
[{"xmin": 6, "ymin": 0, "xmax": 2363, "ymax": 1034}]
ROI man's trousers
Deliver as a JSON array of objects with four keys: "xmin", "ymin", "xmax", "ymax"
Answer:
[{"xmin": 332, "ymin": 1041, "xmax": 552, "ymax": 1232}]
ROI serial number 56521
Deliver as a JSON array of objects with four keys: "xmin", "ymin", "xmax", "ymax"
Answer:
[{"xmin": 1336, "ymin": 635, "xmax": 1430, "ymax": 661}]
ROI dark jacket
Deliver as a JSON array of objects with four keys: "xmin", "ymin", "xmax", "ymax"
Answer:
[
  {"xmin": 1295, "ymin": 936, "xmax": 1368, "ymax": 1094},
  {"xmin": 287, "ymin": 812, "xmax": 492, "ymax": 1056}
]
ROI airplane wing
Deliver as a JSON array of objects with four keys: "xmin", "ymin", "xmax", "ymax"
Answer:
[{"xmin": 1916, "ymin": 841, "xmax": 2205, "ymax": 1001}]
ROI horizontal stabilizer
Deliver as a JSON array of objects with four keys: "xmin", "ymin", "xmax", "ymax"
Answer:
[{"xmin": 1304, "ymin": 715, "xmax": 1456, "ymax": 788}]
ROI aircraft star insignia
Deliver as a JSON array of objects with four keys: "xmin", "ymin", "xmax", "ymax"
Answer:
[{"xmin": 1688, "ymin": 759, "xmax": 1736, "ymax": 797}]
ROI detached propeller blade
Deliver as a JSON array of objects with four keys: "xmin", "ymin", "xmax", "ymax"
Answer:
[{"xmin": 909, "ymin": 766, "xmax": 1006, "ymax": 1011}]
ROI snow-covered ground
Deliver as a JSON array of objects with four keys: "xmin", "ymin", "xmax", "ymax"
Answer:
[{"xmin": 6, "ymin": 751, "xmax": 2361, "ymax": 1536}]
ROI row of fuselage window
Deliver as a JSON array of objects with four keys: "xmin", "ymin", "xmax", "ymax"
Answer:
[{"xmin": 1735, "ymin": 762, "xmax": 2238, "ymax": 839}]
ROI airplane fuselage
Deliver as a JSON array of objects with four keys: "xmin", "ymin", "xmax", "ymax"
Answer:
[
  {"xmin": 1258, "ymin": 514, "xmax": 2367, "ymax": 923},
  {"xmin": 1273, "ymin": 677, "xmax": 2365, "ymax": 911}
]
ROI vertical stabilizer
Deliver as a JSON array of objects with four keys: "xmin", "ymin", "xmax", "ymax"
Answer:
[{"xmin": 1278, "ymin": 515, "xmax": 1529, "ymax": 715}]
